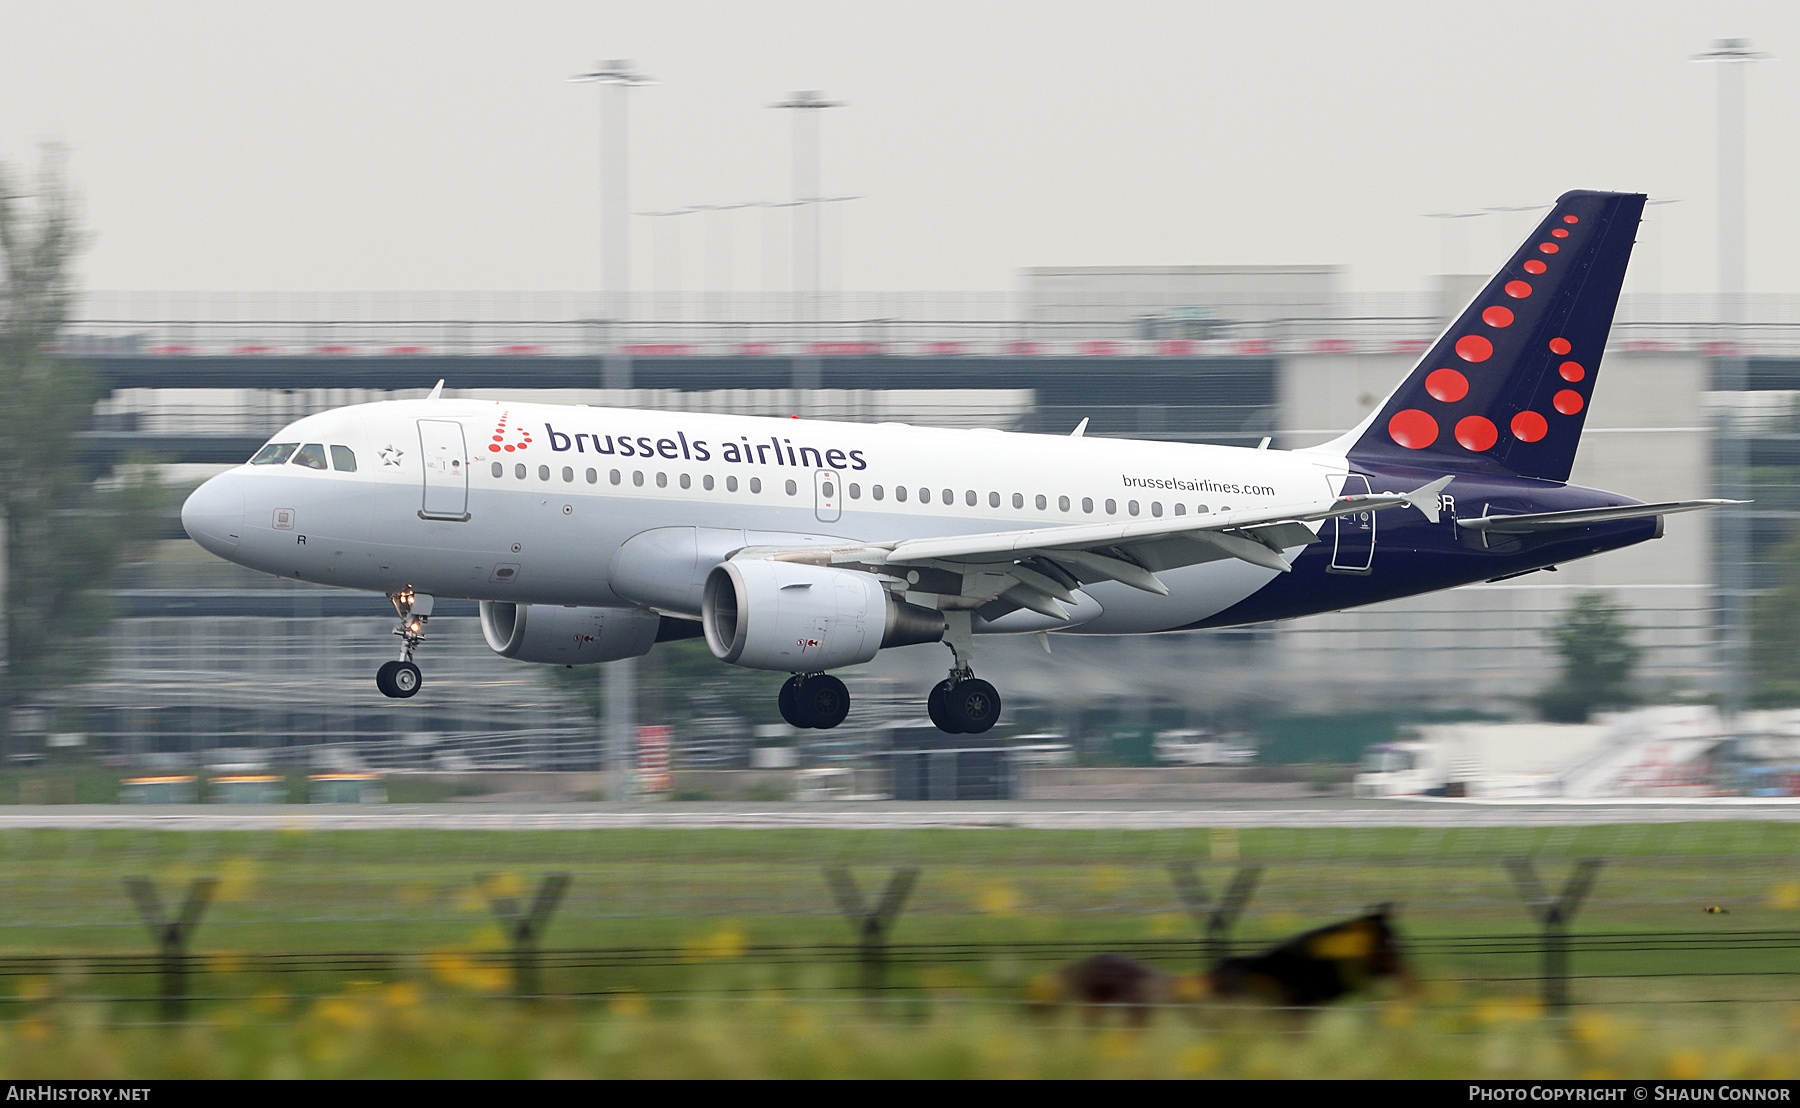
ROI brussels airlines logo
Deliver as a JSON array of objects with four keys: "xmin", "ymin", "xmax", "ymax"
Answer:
[
  {"xmin": 797, "ymin": 637, "xmax": 822, "ymax": 652},
  {"xmin": 490, "ymin": 412, "xmax": 533, "ymax": 453}
]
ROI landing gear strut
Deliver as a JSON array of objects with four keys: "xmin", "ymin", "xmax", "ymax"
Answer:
[
  {"xmin": 377, "ymin": 590, "xmax": 433, "ymax": 699},
  {"xmin": 926, "ymin": 610, "xmax": 1002, "ymax": 734},
  {"xmin": 779, "ymin": 673, "xmax": 850, "ymax": 730}
]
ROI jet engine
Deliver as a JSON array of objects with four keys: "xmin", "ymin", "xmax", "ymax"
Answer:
[
  {"xmin": 701, "ymin": 560, "xmax": 944, "ymax": 672},
  {"xmin": 478, "ymin": 601, "xmax": 663, "ymax": 665}
]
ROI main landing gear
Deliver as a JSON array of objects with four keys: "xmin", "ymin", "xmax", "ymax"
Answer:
[
  {"xmin": 376, "ymin": 590, "xmax": 433, "ymax": 699},
  {"xmin": 927, "ymin": 611, "xmax": 1001, "ymax": 734},
  {"xmin": 927, "ymin": 674, "xmax": 1002, "ymax": 735},
  {"xmin": 779, "ymin": 673, "xmax": 850, "ymax": 730},
  {"xmin": 768, "ymin": 615, "xmax": 1004, "ymax": 735}
]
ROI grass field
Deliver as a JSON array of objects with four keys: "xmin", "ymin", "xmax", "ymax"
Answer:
[{"xmin": 0, "ymin": 822, "xmax": 1797, "ymax": 1076}]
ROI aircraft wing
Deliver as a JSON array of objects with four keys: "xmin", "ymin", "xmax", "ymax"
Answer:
[
  {"xmin": 736, "ymin": 476, "xmax": 1450, "ymax": 622},
  {"xmin": 1455, "ymin": 499, "xmax": 1742, "ymax": 534}
]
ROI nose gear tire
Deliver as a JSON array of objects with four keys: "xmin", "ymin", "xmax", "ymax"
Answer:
[{"xmin": 376, "ymin": 660, "xmax": 423, "ymax": 699}]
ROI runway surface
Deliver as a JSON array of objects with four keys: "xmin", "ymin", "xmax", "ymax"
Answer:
[{"xmin": 2, "ymin": 797, "xmax": 1799, "ymax": 830}]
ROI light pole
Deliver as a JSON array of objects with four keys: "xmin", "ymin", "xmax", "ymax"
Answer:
[
  {"xmin": 571, "ymin": 59, "xmax": 653, "ymax": 804},
  {"xmin": 772, "ymin": 91, "xmax": 845, "ymax": 390},
  {"xmin": 571, "ymin": 59, "xmax": 654, "ymax": 389},
  {"xmin": 1693, "ymin": 38, "xmax": 1768, "ymax": 755}
]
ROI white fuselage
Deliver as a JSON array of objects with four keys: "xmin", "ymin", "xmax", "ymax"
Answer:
[{"xmin": 183, "ymin": 398, "xmax": 1354, "ymax": 634}]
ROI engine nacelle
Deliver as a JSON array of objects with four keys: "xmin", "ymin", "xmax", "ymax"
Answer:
[
  {"xmin": 479, "ymin": 602, "xmax": 661, "ymax": 665},
  {"xmin": 702, "ymin": 560, "xmax": 944, "ymax": 672}
]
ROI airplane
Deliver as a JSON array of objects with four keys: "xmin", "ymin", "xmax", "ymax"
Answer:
[{"xmin": 181, "ymin": 189, "xmax": 1731, "ymax": 734}]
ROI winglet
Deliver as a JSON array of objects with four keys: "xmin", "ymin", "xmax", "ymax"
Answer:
[
  {"xmin": 1403, "ymin": 476, "xmax": 1453, "ymax": 524},
  {"xmin": 427, "ymin": 379, "xmax": 445, "ymax": 400},
  {"xmin": 1070, "ymin": 418, "xmax": 1089, "ymax": 438}
]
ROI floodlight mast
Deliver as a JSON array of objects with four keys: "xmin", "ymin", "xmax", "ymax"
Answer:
[
  {"xmin": 571, "ymin": 59, "xmax": 654, "ymax": 804},
  {"xmin": 1692, "ymin": 38, "xmax": 1769, "ymax": 745}
]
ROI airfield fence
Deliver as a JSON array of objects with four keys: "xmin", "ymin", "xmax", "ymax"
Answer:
[{"xmin": 1, "ymin": 823, "xmax": 1799, "ymax": 1016}]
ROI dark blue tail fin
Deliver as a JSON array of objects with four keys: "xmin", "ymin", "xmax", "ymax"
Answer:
[{"xmin": 1340, "ymin": 190, "xmax": 1645, "ymax": 483}]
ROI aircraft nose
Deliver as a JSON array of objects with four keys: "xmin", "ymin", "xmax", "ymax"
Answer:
[{"xmin": 182, "ymin": 475, "xmax": 244, "ymax": 556}]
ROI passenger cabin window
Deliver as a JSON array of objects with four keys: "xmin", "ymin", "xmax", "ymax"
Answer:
[
  {"xmin": 1174, "ymin": 503, "xmax": 1186, "ymax": 516},
  {"xmin": 1035, "ymin": 494, "xmax": 1047, "ymax": 510},
  {"xmin": 785, "ymin": 479, "xmax": 797, "ymax": 495},
  {"xmin": 250, "ymin": 442, "xmax": 299, "ymax": 465},
  {"xmin": 1011, "ymin": 493, "xmax": 1024, "ymax": 509},
  {"xmin": 515, "ymin": 464, "xmax": 527, "ymax": 479},
  {"xmin": 680, "ymin": 474, "xmax": 691, "ymax": 489},
  {"xmin": 919, "ymin": 488, "xmax": 930, "ymax": 504},
  {"xmin": 562, "ymin": 466, "xmax": 574, "ymax": 483},
  {"xmin": 538, "ymin": 465, "xmax": 550, "ymax": 481},
  {"xmin": 749, "ymin": 477, "xmax": 762, "ymax": 493},
  {"xmin": 492, "ymin": 462, "xmax": 503, "ymax": 478},
  {"xmin": 291, "ymin": 444, "xmax": 329, "ymax": 470},
  {"xmin": 1105, "ymin": 499, "xmax": 1117, "ymax": 514},
  {"xmin": 726, "ymin": 476, "xmax": 738, "ymax": 492},
  {"xmin": 988, "ymin": 492, "xmax": 1000, "ymax": 508},
  {"xmin": 848, "ymin": 483, "xmax": 860, "ymax": 499},
  {"xmin": 873, "ymin": 485, "xmax": 884, "ymax": 500},
  {"xmin": 329, "ymin": 446, "xmax": 357, "ymax": 472},
  {"xmin": 703, "ymin": 475, "xmax": 714, "ymax": 490},
  {"xmin": 895, "ymin": 486, "xmax": 907, "ymax": 502},
  {"xmin": 586, "ymin": 469, "xmax": 597, "ymax": 484},
  {"xmin": 1082, "ymin": 497, "xmax": 1094, "ymax": 513},
  {"xmin": 1059, "ymin": 495, "xmax": 1070, "ymax": 512},
  {"xmin": 965, "ymin": 490, "xmax": 976, "ymax": 507}
]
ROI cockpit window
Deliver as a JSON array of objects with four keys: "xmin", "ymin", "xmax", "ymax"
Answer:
[
  {"xmin": 291, "ymin": 444, "xmax": 329, "ymax": 470},
  {"xmin": 250, "ymin": 442, "xmax": 299, "ymax": 465},
  {"xmin": 330, "ymin": 445, "xmax": 357, "ymax": 472}
]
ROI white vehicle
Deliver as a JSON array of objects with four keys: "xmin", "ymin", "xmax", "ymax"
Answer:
[
  {"xmin": 1154, "ymin": 730, "xmax": 1257, "ymax": 766},
  {"xmin": 182, "ymin": 191, "xmax": 1728, "ymax": 734}
]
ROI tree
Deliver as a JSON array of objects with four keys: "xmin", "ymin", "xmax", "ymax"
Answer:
[
  {"xmin": 0, "ymin": 151, "xmax": 163, "ymax": 754},
  {"xmin": 1534, "ymin": 592, "xmax": 1642, "ymax": 722},
  {"xmin": 1751, "ymin": 530, "xmax": 1800, "ymax": 706}
]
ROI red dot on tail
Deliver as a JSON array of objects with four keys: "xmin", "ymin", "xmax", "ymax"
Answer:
[
  {"xmin": 504, "ymin": 444, "xmax": 516, "ymax": 452},
  {"xmin": 1524, "ymin": 260, "xmax": 1547, "ymax": 275},
  {"xmin": 1388, "ymin": 409, "xmax": 1439, "ymax": 449},
  {"xmin": 1559, "ymin": 361, "xmax": 1585, "ymax": 382},
  {"xmin": 1426, "ymin": 368, "xmax": 1469, "ymax": 402},
  {"xmin": 1554, "ymin": 389, "xmax": 1584, "ymax": 415},
  {"xmin": 1456, "ymin": 415, "xmax": 1498, "ymax": 451},
  {"xmin": 1455, "ymin": 335, "xmax": 1493, "ymax": 362},
  {"xmin": 1511, "ymin": 411, "xmax": 1548, "ymax": 442},
  {"xmin": 1539, "ymin": 242, "xmax": 1560, "ymax": 254},
  {"xmin": 1564, "ymin": 214, "xmax": 1579, "ymax": 224},
  {"xmin": 1505, "ymin": 280, "xmax": 1532, "ymax": 298},
  {"xmin": 1482, "ymin": 306, "xmax": 1515, "ymax": 328},
  {"xmin": 1549, "ymin": 337, "xmax": 1572, "ymax": 355},
  {"xmin": 1551, "ymin": 228, "xmax": 1569, "ymax": 239}
]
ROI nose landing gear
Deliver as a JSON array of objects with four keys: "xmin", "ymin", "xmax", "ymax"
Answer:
[{"xmin": 377, "ymin": 590, "xmax": 433, "ymax": 699}]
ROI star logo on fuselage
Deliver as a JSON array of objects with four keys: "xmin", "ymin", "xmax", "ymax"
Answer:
[{"xmin": 379, "ymin": 444, "xmax": 405, "ymax": 466}]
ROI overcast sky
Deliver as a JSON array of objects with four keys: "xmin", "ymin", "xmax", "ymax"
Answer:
[{"xmin": 4, "ymin": 0, "xmax": 1798, "ymax": 297}]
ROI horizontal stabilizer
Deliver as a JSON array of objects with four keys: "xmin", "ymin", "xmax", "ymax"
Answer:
[{"xmin": 1455, "ymin": 499, "xmax": 1743, "ymax": 533}]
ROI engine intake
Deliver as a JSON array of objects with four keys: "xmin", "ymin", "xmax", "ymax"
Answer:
[
  {"xmin": 479, "ymin": 602, "xmax": 662, "ymax": 665},
  {"xmin": 702, "ymin": 561, "xmax": 944, "ymax": 672}
]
